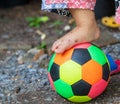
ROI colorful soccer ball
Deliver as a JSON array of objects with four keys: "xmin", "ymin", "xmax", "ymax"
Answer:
[{"xmin": 48, "ymin": 43, "xmax": 110, "ymax": 103}]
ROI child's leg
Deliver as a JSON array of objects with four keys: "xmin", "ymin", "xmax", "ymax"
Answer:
[{"xmin": 52, "ymin": 9, "xmax": 100, "ymax": 53}]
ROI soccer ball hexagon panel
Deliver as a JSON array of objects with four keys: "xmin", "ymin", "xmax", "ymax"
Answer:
[
  {"xmin": 60, "ymin": 60, "xmax": 82, "ymax": 85},
  {"xmin": 48, "ymin": 43, "xmax": 110, "ymax": 103}
]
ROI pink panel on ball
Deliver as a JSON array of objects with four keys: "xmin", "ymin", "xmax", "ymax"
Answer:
[
  {"xmin": 74, "ymin": 42, "xmax": 91, "ymax": 49},
  {"xmin": 48, "ymin": 73, "xmax": 55, "ymax": 90},
  {"xmin": 88, "ymin": 79, "xmax": 108, "ymax": 98}
]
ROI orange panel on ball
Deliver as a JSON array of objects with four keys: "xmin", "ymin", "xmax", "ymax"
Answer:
[
  {"xmin": 54, "ymin": 48, "xmax": 74, "ymax": 65},
  {"xmin": 82, "ymin": 60, "xmax": 102, "ymax": 85}
]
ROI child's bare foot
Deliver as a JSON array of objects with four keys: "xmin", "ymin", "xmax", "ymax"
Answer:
[
  {"xmin": 52, "ymin": 9, "xmax": 100, "ymax": 53},
  {"xmin": 52, "ymin": 24, "xmax": 99, "ymax": 53}
]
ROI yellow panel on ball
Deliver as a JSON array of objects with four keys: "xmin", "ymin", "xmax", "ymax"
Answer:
[
  {"xmin": 60, "ymin": 60, "xmax": 82, "ymax": 85},
  {"xmin": 82, "ymin": 60, "xmax": 102, "ymax": 85},
  {"xmin": 68, "ymin": 95, "xmax": 92, "ymax": 103},
  {"xmin": 54, "ymin": 48, "xmax": 74, "ymax": 65}
]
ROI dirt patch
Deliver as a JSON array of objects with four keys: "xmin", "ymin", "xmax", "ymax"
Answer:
[
  {"xmin": 0, "ymin": 0, "xmax": 69, "ymax": 44},
  {"xmin": 0, "ymin": 0, "xmax": 70, "ymax": 60}
]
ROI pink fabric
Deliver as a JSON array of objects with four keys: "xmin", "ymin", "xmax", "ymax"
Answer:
[
  {"xmin": 115, "ymin": 7, "xmax": 120, "ymax": 24},
  {"xmin": 46, "ymin": 0, "xmax": 96, "ymax": 10},
  {"xmin": 110, "ymin": 60, "xmax": 120, "ymax": 75},
  {"xmin": 43, "ymin": 0, "xmax": 120, "ymax": 24}
]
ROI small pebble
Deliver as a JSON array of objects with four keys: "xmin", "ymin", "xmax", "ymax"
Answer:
[
  {"xmin": 64, "ymin": 25, "xmax": 71, "ymax": 31},
  {"xmin": 17, "ymin": 56, "xmax": 24, "ymax": 64}
]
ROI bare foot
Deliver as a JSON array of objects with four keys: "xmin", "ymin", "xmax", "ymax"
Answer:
[
  {"xmin": 52, "ymin": 9, "xmax": 100, "ymax": 53},
  {"xmin": 52, "ymin": 24, "xmax": 100, "ymax": 53}
]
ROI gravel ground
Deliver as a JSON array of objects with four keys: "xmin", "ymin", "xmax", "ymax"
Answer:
[{"xmin": 0, "ymin": 34, "xmax": 120, "ymax": 104}]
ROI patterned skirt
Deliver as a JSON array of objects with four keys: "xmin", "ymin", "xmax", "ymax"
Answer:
[
  {"xmin": 41, "ymin": 0, "xmax": 120, "ymax": 23},
  {"xmin": 41, "ymin": 0, "xmax": 96, "ymax": 16}
]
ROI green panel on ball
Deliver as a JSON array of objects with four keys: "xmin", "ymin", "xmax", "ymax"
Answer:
[
  {"xmin": 54, "ymin": 79, "xmax": 74, "ymax": 98},
  {"xmin": 68, "ymin": 95, "xmax": 92, "ymax": 103},
  {"xmin": 88, "ymin": 45, "xmax": 107, "ymax": 65},
  {"xmin": 60, "ymin": 60, "xmax": 82, "ymax": 85},
  {"xmin": 48, "ymin": 53, "xmax": 56, "ymax": 72}
]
